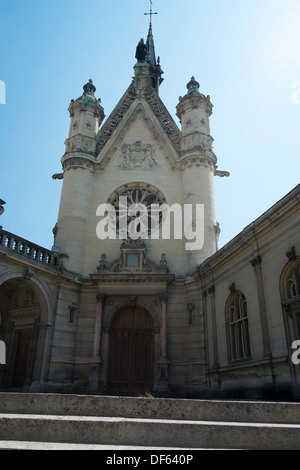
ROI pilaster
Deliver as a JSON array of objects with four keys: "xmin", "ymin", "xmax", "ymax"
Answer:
[
  {"xmin": 250, "ymin": 255, "xmax": 272, "ymax": 358},
  {"xmin": 157, "ymin": 293, "xmax": 169, "ymax": 392},
  {"xmin": 89, "ymin": 294, "xmax": 106, "ymax": 389}
]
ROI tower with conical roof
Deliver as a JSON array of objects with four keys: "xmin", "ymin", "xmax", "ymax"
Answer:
[
  {"xmin": 54, "ymin": 79, "xmax": 105, "ymax": 274},
  {"xmin": 176, "ymin": 76, "xmax": 219, "ymax": 271}
]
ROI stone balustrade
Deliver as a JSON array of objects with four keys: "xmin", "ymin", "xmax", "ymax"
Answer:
[{"xmin": 0, "ymin": 229, "xmax": 58, "ymax": 268}]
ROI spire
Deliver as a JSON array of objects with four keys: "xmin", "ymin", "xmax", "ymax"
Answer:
[
  {"xmin": 140, "ymin": 0, "xmax": 163, "ymax": 93},
  {"xmin": 146, "ymin": 21, "xmax": 156, "ymax": 66}
]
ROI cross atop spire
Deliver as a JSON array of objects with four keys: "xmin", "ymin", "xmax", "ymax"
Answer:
[
  {"xmin": 134, "ymin": 0, "xmax": 163, "ymax": 94},
  {"xmin": 144, "ymin": 0, "xmax": 158, "ymax": 26}
]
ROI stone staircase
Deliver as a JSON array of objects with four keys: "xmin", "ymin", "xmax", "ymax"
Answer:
[{"xmin": 0, "ymin": 392, "xmax": 300, "ymax": 450}]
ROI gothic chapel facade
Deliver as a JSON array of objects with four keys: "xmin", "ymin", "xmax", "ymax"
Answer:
[{"xmin": 1, "ymin": 25, "xmax": 300, "ymax": 399}]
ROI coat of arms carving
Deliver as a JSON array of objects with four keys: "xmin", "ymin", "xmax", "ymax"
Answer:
[{"xmin": 120, "ymin": 141, "xmax": 159, "ymax": 169}]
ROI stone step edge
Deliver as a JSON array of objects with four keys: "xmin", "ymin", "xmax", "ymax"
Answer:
[
  {"xmin": 1, "ymin": 414, "xmax": 300, "ymax": 449},
  {"xmin": 1, "ymin": 393, "xmax": 300, "ymax": 424},
  {"xmin": 0, "ymin": 440, "xmax": 210, "ymax": 450},
  {"xmin": 1, "ymin": 413, "xmax": 300, "ymax": 428}
]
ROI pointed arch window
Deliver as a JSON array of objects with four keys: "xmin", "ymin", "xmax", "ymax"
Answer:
[{"xmin": 226, "ymin": 291, "xmax": 251, "ymax": 362}]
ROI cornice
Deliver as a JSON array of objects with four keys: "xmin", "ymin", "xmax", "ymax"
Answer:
[
  {"xmin": 62, "ymin": 156, "xmax": 95, "ymax": 172},
  {"xmin": 197, "ymin": 184, "xmax": 300, "ymax": 275}
]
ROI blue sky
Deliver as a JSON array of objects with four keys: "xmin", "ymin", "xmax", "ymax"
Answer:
[{"xmin": 0, "ymin": 0, "xmax": 299, "ymax": 250}]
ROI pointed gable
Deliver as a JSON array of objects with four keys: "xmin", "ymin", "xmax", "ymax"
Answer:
[{"xmin": 96, "ymin": 81, "xmax": 181, "ymax": 160}]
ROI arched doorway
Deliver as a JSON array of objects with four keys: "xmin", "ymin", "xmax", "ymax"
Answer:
[
  {"xmin": 0, "ymin": 278, "xmax": 46, "ymax": 390},
  {"xmin": 108, "ymin": 306, "xmax": 154, "ymax": 392}
]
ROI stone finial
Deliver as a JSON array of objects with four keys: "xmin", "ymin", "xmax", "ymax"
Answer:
[
  {"xmin": 83, "ymin": 79, "xmax": 96, "ymax": 94},
  {"xmin": 186, "ymin": 76, "xmax": 200, "ymax": 93},
  {"xmin": 0, "ymin": 199, "xmax": 6, "ymax": 216}
]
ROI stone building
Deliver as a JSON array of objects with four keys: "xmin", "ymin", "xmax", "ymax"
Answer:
[{"xmin": 0, "ymin": 24, "xmax": 299, "ymax": 399}]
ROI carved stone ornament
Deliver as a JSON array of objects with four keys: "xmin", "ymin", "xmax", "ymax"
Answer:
[
  {"xmin": 52, "ymin": 173, "xmax": 64, "ymax": 180},
  {"xmin": 181, "ymin": 156, "xmax": 215, "ymax": 171},
  {"xmin": 120, "ymin": 141, "xmax": 158, "ymax": 169},
  {"xmin": 96, "ymin": 82, "xmax": 181, "ymax": 157},
  {"xmin": 62, "ymin": 157, "xmax": 94, "ymax": 172},
  {"xmin": 229, "ymin": 283, "xmax": 236, "ymax": 293},
  {"xmin": 160, "ymin": 253, "xmax": 168, "ymax": 267},
  {"xmin": 68, "ymin": 301, "xmax": 78, "ymax": 309},
  {"xmin": 286, "ymin": 247, "xmax": 296, "ymax": 261},
  {"xmin": 97, "ymin": 254, "xmax": 109, "ymax": 272},
  {"xmin": 250, "ymin": 255, "xmax": 262, "ymax": 268},
  {"xmin": 0, "ymin": 199, "xmax": 6, "ymax": 216},
  {"xmin": 96, "ymin": 239, "xmax": 169, "ymax": 275}
]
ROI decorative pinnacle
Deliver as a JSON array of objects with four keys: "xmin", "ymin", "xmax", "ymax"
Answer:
[
  {"xmin": 83, "ymin": 79, "xmax": 96, "ymax": 94},
  {"xmin": 186, "ymin": 76, "xmax": 200, "ymax": 92}
]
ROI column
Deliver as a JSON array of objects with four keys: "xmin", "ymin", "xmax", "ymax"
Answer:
[
  {"xmin": 157, "ymin": 294, "xmax": 169, "ymax": 392},
  {"xmin": 250, "ymin": 255, "xmax": 272, "ymax": 358},
  {"xmin": 93, "ymin": 294, "xmax": 105, "ymax": 358}
]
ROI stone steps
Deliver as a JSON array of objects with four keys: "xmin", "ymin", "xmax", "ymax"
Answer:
[{"xmin": 0, "ymin": 393, "xmax": 300, "ymax": 450}]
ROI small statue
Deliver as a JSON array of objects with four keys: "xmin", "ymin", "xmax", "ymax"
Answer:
[
  {"xmin": 135, "ymin": 39, "xmax": 147, "ymax": 62},
  {"xmin": 160, "ymin": 253, "xmax": 168, "ymax": 267},
  {"xmin": 97, "ymin": 253, "xmax": 108, "ymax": 271}
]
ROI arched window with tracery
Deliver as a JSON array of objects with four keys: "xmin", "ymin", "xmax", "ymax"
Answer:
[
  {"xmin": 282, "ymin": 260, "xmax": 300, "ymax": 301},
  {"xmin": 226, "ymin": 291, "xmax": 251, "ymax": 362},
  {"xmin": 107, "ymin": 182, "xmax": 166, "ymax": 238},
  {"xmin": 280, "ymin": 253, "xmax": 300, "ymax": 339}
]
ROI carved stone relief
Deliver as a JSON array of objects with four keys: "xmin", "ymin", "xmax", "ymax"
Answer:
[
  {"xmin": 120, "ymin": 141, "xmax": 159, "ymax": 169},
  {"xmin": 62, "ymin": 157, "xmax": 94, "ymax": 172}
]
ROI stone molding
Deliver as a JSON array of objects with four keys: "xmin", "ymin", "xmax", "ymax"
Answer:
[
  {"xmin": 96, "ymin": 240, "xmax": 169, "ymax": 276},
  {"xmin": 96, "ymin": 84, "xmax": 137, "ymax": 155},
  {"xmin": 180, "ymin": 155, "xmax": 216, "ymax": 171},
  {"xmin": 62, "ymin": 157, "xmax": 94, "ymax": 173}
]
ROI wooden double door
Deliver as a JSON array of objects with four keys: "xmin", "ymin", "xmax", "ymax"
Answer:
[{"xmin": 108, "ymin": 306, "xmax": 154, "ymax": 392}]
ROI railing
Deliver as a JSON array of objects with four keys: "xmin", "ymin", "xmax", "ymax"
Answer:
[{"xmin": 0, "ymin": 229, "xmax": 59, "ymax": 269}]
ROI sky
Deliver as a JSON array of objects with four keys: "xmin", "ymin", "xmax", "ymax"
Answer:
[{"xmin": 0, "ymin": 0, "xmax": 299, "ymax": 251}]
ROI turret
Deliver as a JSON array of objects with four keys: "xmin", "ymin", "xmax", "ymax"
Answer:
[
  {"xmin": 54, "ymin": 80, "xmax": 105, "ymax": 274},
  {"xmin": 176, "ymin": 77, "xmax": 219, "ymax": 272},
  {"xmin": 65, "ymin": 79, "xmax": 105, "ymax": 156}
]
